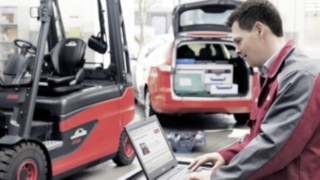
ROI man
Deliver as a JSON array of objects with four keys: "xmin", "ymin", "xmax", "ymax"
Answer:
[{"xmin": 187, "ymin": 0, "xmax": 320, "ymax": 179}]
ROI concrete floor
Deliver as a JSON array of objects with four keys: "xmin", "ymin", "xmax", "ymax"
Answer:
[{"xmin": 64, "ymin": 104, "xmax": 249, "ymax": 180}]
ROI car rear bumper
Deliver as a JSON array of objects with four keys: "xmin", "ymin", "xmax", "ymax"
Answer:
[{"xmin": 151, "ymin": 90, "xmax": 252, "ymax": 114}]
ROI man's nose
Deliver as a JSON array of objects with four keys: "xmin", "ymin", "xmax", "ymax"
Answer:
[{"xmin": 235, "ymin": 48, "xmax": 242, "ymax": 57}]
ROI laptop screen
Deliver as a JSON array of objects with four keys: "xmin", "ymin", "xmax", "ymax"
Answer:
[{"xmin": 125, "ymin": 116, "xmax": 177, "ymax": 179}]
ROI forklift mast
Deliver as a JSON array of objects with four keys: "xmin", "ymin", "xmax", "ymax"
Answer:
[
  {"xmin": 17, "ymin": 0, "xmax": 53, "ymax": 138},
  {"xmin": 106, "ymin": 0, "xmax": 131, "ymax": 86},
  {"xmin": 47, "ymin": 0, "xmax": 66, "ymax": 50}
]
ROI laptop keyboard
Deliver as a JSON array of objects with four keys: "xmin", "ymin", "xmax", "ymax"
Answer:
[
  {"xmin": 157, "ymin": 165, "xmax": 211, "ymax": 180},
  {"xmin": 158, "ymin": 165, "xmax": 189, "ymax": 180}
]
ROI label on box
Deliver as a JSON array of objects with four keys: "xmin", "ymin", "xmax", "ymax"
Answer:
[{"xmin": 179, "ymin": 78, "xmax": 192, "ymax": 86}]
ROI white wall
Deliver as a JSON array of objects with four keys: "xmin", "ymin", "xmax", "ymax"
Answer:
[
  {"xmin": 269, "ymin": 0, "xmax": 304, "ymax": 47},
  {"xmin": 0, "ymin": 0, "xmax": 135, "ymax": 64},
  {"xmin": 0, "ymin": 0, "xmax": 38, "ymax": 6},
  {"xmin": 270, "ymin": 0, "xmax": 320, "ymax": 63}
]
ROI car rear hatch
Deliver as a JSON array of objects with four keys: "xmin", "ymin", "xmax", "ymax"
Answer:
[
  {"xmin": 172, "ymin": 0, "xmax": 241, "ymax": 37},
  {"xmin": 171, "ymin": 0, "xmax": 254, "ymax": 100}
]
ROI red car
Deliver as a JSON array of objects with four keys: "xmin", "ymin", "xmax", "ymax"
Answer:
[{"xmin": 133, "ymin": 0, "xmax": 258, "ymax": 123}]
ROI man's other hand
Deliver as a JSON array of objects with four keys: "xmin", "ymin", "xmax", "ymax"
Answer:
[{"xmin": 188, "ymin": 152, "xmax": 225, "ymax": 171}]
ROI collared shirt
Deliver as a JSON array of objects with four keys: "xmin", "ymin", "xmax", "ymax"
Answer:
[{"xmin": 258, "ymin": 47, "xmax": 282, "ymax": 77}]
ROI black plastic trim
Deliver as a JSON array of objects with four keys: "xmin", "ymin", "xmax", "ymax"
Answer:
[{"xmin": 36, "ymin": 85, "xmax": 120, "ymax": 115}]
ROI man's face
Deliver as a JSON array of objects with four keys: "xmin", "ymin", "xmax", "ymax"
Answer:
[{"xmin": 231, "ymin": 21, "xmax": 265, "ymax": 67}]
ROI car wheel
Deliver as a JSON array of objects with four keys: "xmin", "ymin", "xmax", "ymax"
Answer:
[
  {"xmin": 113, "ymin": 131, "xmax": 135, "ymax": 166},
  {"xmin": 0, "ymin": 142, "xmax": 48, "ymax": 180},
  {"xmin": 145, "ymin": 90, "xmax": 156, "ymax": 118},
  {"xmin": 234, "ymin": 113, "xmax": 250, "ymax": 124}
]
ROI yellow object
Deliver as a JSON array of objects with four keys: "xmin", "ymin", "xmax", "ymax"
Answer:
[{"xmin": 68, "ymin": 27, "xmax": 81, "ymax": 37}]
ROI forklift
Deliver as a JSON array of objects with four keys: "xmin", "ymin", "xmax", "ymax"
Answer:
[{"xmin": 0, "ymin": 0, "xmax": 135, "ymax": 179}]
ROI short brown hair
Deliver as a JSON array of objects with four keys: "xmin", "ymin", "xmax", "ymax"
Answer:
[{"xmin": 226, "ymin": 0, "xmax": 283, "ymax": 37}]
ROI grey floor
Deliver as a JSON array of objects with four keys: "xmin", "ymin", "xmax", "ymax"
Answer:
[{"xmin": 64, "ymin": 104, "xmax": 249, "ymax": 180}]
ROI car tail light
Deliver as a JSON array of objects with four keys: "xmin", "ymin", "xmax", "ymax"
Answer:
[{"xmin": 158, "ymin": 65, "xmax": 172, "ymax": 72}]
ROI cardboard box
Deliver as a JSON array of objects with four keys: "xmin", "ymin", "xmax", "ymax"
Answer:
[{"xmin": 209, "ymin": 84, "xmax": 238, "ymax": 95}]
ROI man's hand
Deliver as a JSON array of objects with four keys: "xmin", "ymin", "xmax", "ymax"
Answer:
[{"xmin": 188, "ymin": 152, "xmax": 225, "ymax": 172}]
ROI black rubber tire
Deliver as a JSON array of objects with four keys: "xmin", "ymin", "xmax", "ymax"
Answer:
[
  {"xmin": 112, "ymin": 131, "xmax": 135, "ymax": 166},
  {"xmin": 234, "ymin": 113, "xmax": 250, "ymax": 124},
  {"xmin": 0, "ymin": 142, "xmax": 48, "ymax": 180}
]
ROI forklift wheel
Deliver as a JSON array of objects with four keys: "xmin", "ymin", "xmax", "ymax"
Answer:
[
  {"xmin": 0, "ymin": 142, "xmax": 47, "ymax": 180},
  {"xmin": 113, "ymin": 131, "xmax": 135, "ymax": 166}
]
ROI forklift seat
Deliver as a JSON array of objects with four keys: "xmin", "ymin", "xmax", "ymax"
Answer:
[{"xmin": 39, "ymin": 38, "xmax": 86, "ymax": 95}]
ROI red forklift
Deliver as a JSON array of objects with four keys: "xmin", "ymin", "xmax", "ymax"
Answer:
[{"xmin": 0, "ymin": 0, "xmax": 135, "ymax": 179}]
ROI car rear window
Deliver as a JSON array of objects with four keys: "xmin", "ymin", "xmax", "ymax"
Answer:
[{"xmin": 180, "ymin": 8, "xmax": 233, "ymax": 27}]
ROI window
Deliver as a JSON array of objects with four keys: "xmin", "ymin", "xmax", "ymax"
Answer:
[
  {"xmin": 138, "ymin": 36, "xmax": 171, "ymax": 61},
  {"xmin": 180, "ymin": 9, "xmax": 233, "ymax": 26}
]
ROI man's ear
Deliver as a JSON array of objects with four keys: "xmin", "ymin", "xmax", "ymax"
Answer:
[{"xmin": 254, "ymin": 21, "xmax": 265, "ymax": 37}]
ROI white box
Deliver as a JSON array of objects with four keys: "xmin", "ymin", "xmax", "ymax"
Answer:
[
  {"xmin": 176, "ymin": 63, "xmax": 233, "ymax": 71},
  {"xmin": 209, "ymin": 84, "xmax": 238, "ymax": 95},
  {"xmin": 204, "ymin": 72, "xmax": 232, "ymax": 84},
  {"xmin": 176, "ymin": 63, "xmax": 233, "ymax": 84}
]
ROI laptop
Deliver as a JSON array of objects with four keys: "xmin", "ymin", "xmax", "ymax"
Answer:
[{"xmin": 125, "ymin": 116, "xmax": 207, "ymax": 180}]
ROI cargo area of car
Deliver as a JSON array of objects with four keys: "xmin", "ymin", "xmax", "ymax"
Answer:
[{"xmin": 173, "ymin": 42, "xmax": 250, "ymax": 97}]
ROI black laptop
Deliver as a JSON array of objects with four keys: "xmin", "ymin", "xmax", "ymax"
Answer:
[{"xmin": 125, "ymin": 116, "xmax": 193, "ymax": 180}]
